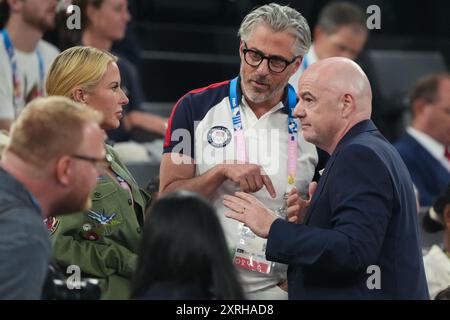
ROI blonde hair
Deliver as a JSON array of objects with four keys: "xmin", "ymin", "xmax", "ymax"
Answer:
[
  {"xmin": 46, "ymin": 46, "xmax": 118, "ymax": 97},
  {"xmin": 7, "ymin": 96, "xmax": 103, "ymax": 167}
]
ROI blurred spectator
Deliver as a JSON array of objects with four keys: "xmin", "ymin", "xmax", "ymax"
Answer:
[
  {"xmin": 131, "ymin": 191, "xmax": 245, "ymax": 300},
  {"xmin": 46, "ymin": 46, "xmax": 151, "ymax": 299},
  {"xmin": 394, "ymin": 73, "xmax": 450, "ymax": 207},
  {"xmin": 0, "ymin": 96, "xmax": 104, "ymax": 299},
  {"xmin": 289, "ymin": 1, "xmax": 368, "ymax": 172},
  {"xmin": 422, "ymin": 184, "xmax": 450, "ymax": 299},
  {"xmin": 63, "ymin": 0, "xmax": 167, "ymax": 144},
  {"xmin": 0, "ymin": 130, "xmax": 8, "ymax": 158},
  {"xmin": 289, "ymin": 1, "xmax": 368, "ymax": 89},
  {"xmin": 0, "ymin": 0, "xmax": 59, "ymax": 131}
]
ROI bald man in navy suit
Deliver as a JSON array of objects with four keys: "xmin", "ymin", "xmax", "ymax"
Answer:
[{"xmin": 224, "ymin": 57, "xmax": 429, "ymax": 299}]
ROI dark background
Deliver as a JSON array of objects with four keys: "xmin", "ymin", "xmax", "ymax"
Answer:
[{"xmin": 125, "ymin": 0, "xmax": 450, "ymax": 101}]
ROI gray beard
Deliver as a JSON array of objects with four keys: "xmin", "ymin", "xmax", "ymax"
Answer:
[{"xmin": 241, "ymin": 80, "xmax": 284, "ymax": 105}]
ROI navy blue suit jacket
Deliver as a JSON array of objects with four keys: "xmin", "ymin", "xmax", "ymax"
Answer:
[
  {"xmin": 394, "ymin": 132, "xmax": 450, "ymax": 206},
  {"xmin": 266, "ymin": 120, "xmax": 429, "ymax": 299}
]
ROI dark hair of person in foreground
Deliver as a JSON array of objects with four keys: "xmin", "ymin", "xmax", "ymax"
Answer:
[{"xmin": 131, "ymin": 191, "xmax": 245, "ymax": 300}]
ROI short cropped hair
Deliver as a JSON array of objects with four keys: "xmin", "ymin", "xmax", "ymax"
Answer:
[
  {"xmin": 410, "ymin": 73, "xmax": 450, "ymax": 106},
  {"xmin": 7, "ymin": 96, "xmax": 102, "ymax": 167},
  {"xmin": 317, "ymin": 1, "xmax": 366, "ymax": 34},
  {"xmin": 46, "ymin": 46, "xmax": 117, "ymax": 98},
  {"xmin": 238, "ymin": 3, "xmax": 311, "ymax": 57}
]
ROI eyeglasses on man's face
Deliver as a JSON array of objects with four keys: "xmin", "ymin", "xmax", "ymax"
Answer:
[
  {"xmin": 242, "ymin": 42, "xmax": 301, "ymax": 73},
  {"xmin": 71, "ymin": 154, "xmax": 112, "ymax": 173}
]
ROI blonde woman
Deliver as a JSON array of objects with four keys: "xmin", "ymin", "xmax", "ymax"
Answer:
[{"xmin": 46, "ymin": 46, "xmax": 150, "ymax": 299}]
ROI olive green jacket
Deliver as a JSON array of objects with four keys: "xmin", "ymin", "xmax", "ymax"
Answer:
[{"xmin": 50, "ymin": 145, "xmax": 150, "ymax": 299}]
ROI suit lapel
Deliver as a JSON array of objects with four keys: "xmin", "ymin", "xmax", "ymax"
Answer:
[
  {"xmin": 303, "ymin": 120, "xmax": 378, "ymax": 224},
  {"xmin": 303, "ymin": 152, "xmax": 337, "ymax": 224}
]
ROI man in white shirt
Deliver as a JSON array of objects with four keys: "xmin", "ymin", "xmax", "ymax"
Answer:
[
  {"xmin": 160, "ymin": 3, "xmax": 318, "ymax": 299},
  {"xmin": 0, "ymin": 0, "xmax": 59, "ymax": 131},
  {"xmin": 289, "ymin": 1, "xmax": 368, "ymax": 89},
  {"xmin": 395, "ymin": 73, "xmax": 450, "ymax": 207}
]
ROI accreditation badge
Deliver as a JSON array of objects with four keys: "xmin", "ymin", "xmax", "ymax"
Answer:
[
  {"xmin": 233, "ymin": 209, "xmax": 288, "ymax": 276},
  {"xmin": 233, "ymin": 224, "xmax": 272, "ymax": 274}
]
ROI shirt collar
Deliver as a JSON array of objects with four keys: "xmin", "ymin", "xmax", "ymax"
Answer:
[{"xmin": 407, "ymin": 127, "xmax": 446, "ymax": 161}]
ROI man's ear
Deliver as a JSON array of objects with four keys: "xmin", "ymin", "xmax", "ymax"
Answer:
[
  {"xmin": 55, "ymin": 156, "xmax": 72, "ymax": 187},
  {"xmin": 313, "ymin": 26, "xmax": 325, "ymax": 42},
  {"xmin": 411, "ymin": 99, "xmax": 428, "ymax": 118},
  {"xmin": 71, "ymin": 87, "xmax": 88, "ymax": 103},
  {"xmin": 239, "ymin": 40, "xmax": 245, "ymax": 58},
  {"xmin": 341, "ymin": 93, "xmax": 356, "ymax": 118},
  {"xmin": 290, "ymin": 56, "xmax": 302, "ymax": 76}
]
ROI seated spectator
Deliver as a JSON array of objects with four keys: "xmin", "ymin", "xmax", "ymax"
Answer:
[
  {"xmin": 395, "ymin": 73, "xmax": 450, "ymax": 207},
  {"xmin": 0, "ymin": 96, "xmax": 104, "ymax": 299},
  {"xmin": 0, "ymin": 0, "xmax": 59, "ymax": 131},
  {"xmin": 62, "ymin": 0, "xmax": 167, "ymax": 143},
  {"xmin": 131, "ymin": 191, "xmax": 245, "ymax": 300},
  {"xmin": 46, "ymin": 46, "xmax": 151, "ymax": 299},
  {"xmin": 422, "ymin": 184, "xmax": 450, "ymax": 299},
  {"xmin": 289, "ymin": 1, "xmax": 368, "ymax": 175},
  {"xmin": 289, "ymin": 1, "xmax": 368, "ymax": 89}
]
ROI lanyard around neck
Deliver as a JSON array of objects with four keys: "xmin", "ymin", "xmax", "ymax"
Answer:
[
  {"xmin": 1, "ymin": 29, "xmax": 45, "ymax": 116},
  {"xmin": 228, "ymin": 76, "xmax": 299, "ymax": 188}
]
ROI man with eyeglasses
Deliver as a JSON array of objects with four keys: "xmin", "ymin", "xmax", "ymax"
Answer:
[
  {"xmin": 160, "ymin": 3, "xmax": 318, "ymax": 299},
  {"xmin": 0, "ymin": 96, "xmax": 105, "ymax": 299}
]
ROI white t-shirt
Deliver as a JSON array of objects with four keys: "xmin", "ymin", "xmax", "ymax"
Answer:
[{"xmin": 0, "ymin": 37, "xmax": 59, "ymax": 119}]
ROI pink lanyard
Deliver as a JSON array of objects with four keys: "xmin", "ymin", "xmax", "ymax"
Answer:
[{"xmin": 228, "ymin": 77, "xmax": 298, "ymax": 189}]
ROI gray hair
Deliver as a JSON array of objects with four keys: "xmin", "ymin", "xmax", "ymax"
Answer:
[{"xmin": 238, "ymin": 3, "xmax": 311, "ymax": 57}]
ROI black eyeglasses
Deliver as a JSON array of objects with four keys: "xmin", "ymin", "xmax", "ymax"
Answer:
[
  {"xmin": 71, "ymin": 154, "xmax": 111, "ymax": 172},
  {"xmin": 242, "ymin": 42, "xmax": 301, "ymax": 73}
]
